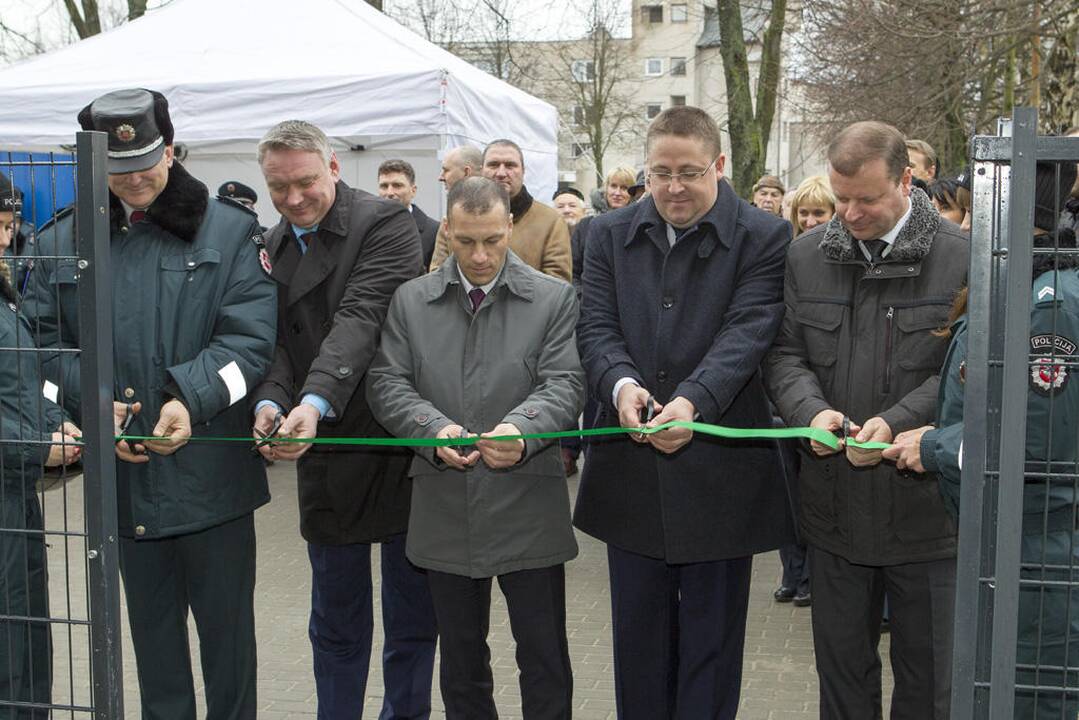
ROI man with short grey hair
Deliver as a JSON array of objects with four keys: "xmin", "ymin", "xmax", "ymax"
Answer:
[
  {"xmin": 429, "ymin": 140, "xmax": 572, "ymax": 281},
  {"xmin": 252, "ymin": 119, "xmax": 438, "ymax": 720},
  {"xmin": 368, "ymin": 175, "xmax": 583, "ymax": 719}
]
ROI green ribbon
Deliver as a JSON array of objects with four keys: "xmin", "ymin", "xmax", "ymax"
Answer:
[{"xmin": 117, "ymin": 421, "xmax": 890, "ymax": 451}]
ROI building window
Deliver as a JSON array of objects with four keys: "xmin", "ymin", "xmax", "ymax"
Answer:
[
  {"xmin": 573, "ymin": 104, "xmax": 586, "ymax": 126},
  {"xmin": 645, "ymin": 103, "xmax": 663, "ymax": 120},
  {"xmin": 644, "ymin": 58, "xmax": 663, "ymax": 77},
  {"xmin": 572, "ymin": 142, "xmax": 591, "ymax": 159},
  {"xmin": 641, "ymin": 4, "xmax": 663, "ymax": 23},
  {"xmin": 670, "ymin": 95, "xmax": 686, "ymax": 107},
  {"xmin": 671, "ymin": 3, "xmax": 688, "ymax": 22},
  {"xmin": 571, "ymin": 60, "xmax": 595, "ymax": 82},
  {"xmin": 670, "ymin": 57, "xmax": 687, "ymax": 76}
]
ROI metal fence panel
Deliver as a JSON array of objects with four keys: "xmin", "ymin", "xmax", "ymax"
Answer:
[
  {"xmin": 953, "ymin": 108, "xmax": 1079, "ymax": 719},
  {"xmin": 0, "ymin": 131, "xmax": 123, "ymax": 718}
]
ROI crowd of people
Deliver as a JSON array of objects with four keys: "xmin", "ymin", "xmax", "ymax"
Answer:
[{"xmin": 2, "ymin": 86, "xmax": 1079, "ymax": 720}]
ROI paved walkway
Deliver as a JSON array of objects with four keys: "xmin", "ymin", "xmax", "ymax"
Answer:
[{"xmin": 38, "ymin": 462, "xmax": 894, "ymax": 719}]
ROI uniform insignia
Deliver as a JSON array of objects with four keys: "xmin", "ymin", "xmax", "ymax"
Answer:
[
  {"xmin": 1030, "ymin": 334, "xmax": 1078, "ymax": 356},
  {"xmin": 1031, "ymin": 358, "xmax": 1068, "ymax": 395},
  {"xmin": 115, "ymin": 123, "xmax": 137, "ymax": 143},
  {"xmin": 7, "ymin": 302, "xmax": 16, "ymax": 313},
  {"xmin": 1038, "ymin": 285, "xmax": 1055, "ymax": 301},
  {"xmin": 251, "ymin": 232, "xmax": 272, "ymax": 274},
  {"xmin": 958, "ymin": 361, "xmax": 966, "ymax": 384},
  {"xmin": 227, "ymin": 183, "xmax": 236, "ymax": 193}
]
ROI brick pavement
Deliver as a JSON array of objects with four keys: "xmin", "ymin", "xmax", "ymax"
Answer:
[{"xmin": 39, "ymin": 462, "xmax": 894, "ymax": 719}]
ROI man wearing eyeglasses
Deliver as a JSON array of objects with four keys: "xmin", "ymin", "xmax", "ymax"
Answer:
[{"xmin": 574, "ymin": 106, "xmax": 794, "ymax": 719}]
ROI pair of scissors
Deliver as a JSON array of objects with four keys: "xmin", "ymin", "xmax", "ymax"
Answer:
[
  {"xmin": 455, "ymin": 428, "xmax": 476, "ymax": 457},
  {"xmin": 832, "ymin": 415, "xmax": 851, "ymax": 446},
  {"xmin": 252, "ymin": 411, "xmax": 285, "ymax": 455},
  {"xmin": 637, "ymin": 396, "xmax": 656, "ymax": 439},
  {"xmin": 117, "ymin": 403, "xmax": 142, "ymax": 455}
]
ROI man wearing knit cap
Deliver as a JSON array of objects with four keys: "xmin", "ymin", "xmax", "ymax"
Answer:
[
  {"xmin": 22, "ymin": 88, "xmax": 276, "ymax": 720},
  {"xmin": 752, "ymin": 174, "xmax": 785, "ymax": 216}
]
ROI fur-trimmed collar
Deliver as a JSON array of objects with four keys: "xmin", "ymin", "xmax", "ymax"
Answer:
[
  {"xmin": 109, "ymin": 161, "xmax": 208, "ymax": 242},
  {"xmin": 818, "ymin": 188, "xmax": 941, "ymax": 263}
]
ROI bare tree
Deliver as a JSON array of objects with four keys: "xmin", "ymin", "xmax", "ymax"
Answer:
[
  {"xmin": 543, "ymin": 0, "xmax": 638, "ymax": 185},
  {"xmin": 714, "ymin": 0, "xmax": 788, "ymax": 197},
  {"xmin": 795, "ymin": 0, "xmax": 1075, "ymax": 173}
]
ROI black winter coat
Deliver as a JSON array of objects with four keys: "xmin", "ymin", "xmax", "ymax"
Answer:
[
  {"xmin": 763, "ymin": 189, "xmax": 969, "ymax": 565},
  {"xmin": 573, "ymin": 181, "xmax": 796, "ymax": 563},
  {"xmin": 254, "ymin": 182, "xmax": 423, "ymax": 545}
]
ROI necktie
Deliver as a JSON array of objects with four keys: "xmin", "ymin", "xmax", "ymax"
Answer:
[
  {"xmin": 298, "ymin": 232, "xmax": 315, "ymax": 254},
  {"xmin": 468, "ymin": 287, "xmax": 486, "ymax": 313},
  {"xmin": 130, "ymin": 210, "xmax": 146, "ymax": 224},
  {"xmin": 864, "ymin": 239, "xmax": 887, "ymax": 263}
]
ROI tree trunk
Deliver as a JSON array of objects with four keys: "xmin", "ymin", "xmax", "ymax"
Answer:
[
  {"xmin": 62, "ymin": 0, "xmax": 101, "ymax": 39},
  {"xmin": 128, "ymin": 0, "xmax": 148, "ymax": 20},
  {"xmin": 366, "ymin": 0, "xmax": 384, "ymax": 10},
  {"xmin": 715, "ymin": 0, "xmax": 786, "ymax": 198}
]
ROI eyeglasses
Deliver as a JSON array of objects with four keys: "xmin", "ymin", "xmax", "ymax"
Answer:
[{"xmin": 646, "ymin": 157, "xmax": 719, "ymax": 188}]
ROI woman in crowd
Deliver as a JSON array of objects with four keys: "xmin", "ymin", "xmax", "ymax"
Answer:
[
  {"xmin": 884, "ymin": 160, "xmax": 1079, "ymax": 718},
  {"xmin": 926, "ymin": 177, "xmax": 971, "ymax": 227},
  {"xmin": 788, "ymin": 175, "xmax": 835, "ymax": 237},
  {"xmin": 0, "ymin": 179, "xmax": 81, "ymax": 718}
]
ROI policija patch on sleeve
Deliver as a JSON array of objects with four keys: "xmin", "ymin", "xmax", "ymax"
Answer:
[
  {"xmin": 1030, "ymin": 334, "xmax": 1077, "ymax": 395},
  {"xmin": 251, "ymin": 232, "xmax": 272, "ymax": 275}
]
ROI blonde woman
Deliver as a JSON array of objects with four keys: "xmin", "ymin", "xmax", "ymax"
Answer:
[{"xmin": 789, "ymin": 175, "xmax": 836, "ymax": 237}]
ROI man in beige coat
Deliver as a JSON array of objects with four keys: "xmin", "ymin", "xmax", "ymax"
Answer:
[
  {"xmin": 368, "ymin": 176, "xmax": 583, "ymax": 720},
  {"xmin": 429, "ymin": 139, "xmax": 572, "ymax": 283}
]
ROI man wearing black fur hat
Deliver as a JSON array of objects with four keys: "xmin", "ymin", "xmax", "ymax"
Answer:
[
  {"xmin": 22, "ymin": 88, "xmax": 276, "ymax": 719},
  {"xmin": 764, "ymin": 120, "xmax": 969, "ymax": 719}
]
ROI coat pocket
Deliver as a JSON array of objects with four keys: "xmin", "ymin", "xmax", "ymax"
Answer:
[
  {"xmin": 890, "ymin": 472, "xmax": 955, "ymax": 543},
  {"xmin": 894, "ymin": 303, "xmax": 950, "ymax": 372},
  {"xmin": 796, "ymin": 302, "xmax": 844, "ymax": 368}
]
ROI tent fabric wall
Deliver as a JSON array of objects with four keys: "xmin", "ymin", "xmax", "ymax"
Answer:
[{"xmin": 0, "ymin": 0, "xmax": 559, "ymax": 205}]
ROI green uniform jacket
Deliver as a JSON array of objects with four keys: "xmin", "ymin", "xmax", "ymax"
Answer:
[
  {"xmin": 22, "ymin": 163, "xmax": 276, "ymax": 539},
  {"xmin": 923, "ymin": 268, "xmax": 1079, "ymax": 527}
]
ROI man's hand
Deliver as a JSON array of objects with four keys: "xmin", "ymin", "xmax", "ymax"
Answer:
[
  {"xmin": 274, "ymin": 403, "xmax": 321, "ymax": 461},
  {"xmin": 144, "ymin": 399, "xmax": 192, "ymax": 456},
  {"xmin": 646, "ymin": 396, "xmax": 695, "ymax": 455},
  {"xmin": 45, "ymin": 422, "xmax": 83, "ymax": 468},
  {"xmin": 113, "ymin": 401, "xmax": 148, "ymax": 464},
  {"xmin": 809, "ymin": 409, "xmax": 851, "ymax": 457},
  {"xmin": 252, "ymin": 404, "xmax": 281, "ymax": 461},
  {"xmin": 477, "ymin": 423, "xmax": 526, "ymax": 469},
  {"xmin": 617, "ymin": 383, "xmax": 660, "ymax": 444},
  {"xmin": 847, "ymin": 416, "xmax": 893, "ymax": 468},
  {"xmin": 881, "ymin": 426, "xmax": 932, "ymax": 473},
  {"xmin": 435, "ymin": 424, "xmax": 480, "ymax": 470}
]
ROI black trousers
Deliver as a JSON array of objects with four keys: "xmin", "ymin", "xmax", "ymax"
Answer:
[
  {"xmin": 810, "ymin": 545, "xmax": 955, "ymax": 720},
  {"xmin": 607, "ymin": 545, "xmax": 752, "ymax": 720},
  {"xmin": 426, "ymin": 565, "xmax": 572, "ymax": 720},
  {"xmin": 119, "ymin": 513, "xmax": 258, "ymax": 720}
]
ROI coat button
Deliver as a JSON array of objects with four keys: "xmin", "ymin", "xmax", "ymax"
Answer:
[
  {"xmin": 338, "ymin": 366, "xmax": 352, "ymax": 377},
  {"xmin": 415, "ymin": 414, "xmax": 429, "ymax": 424},
  {"xmin": 662, "ymin": 296, "xmax": 674, "ymax": 309},
  {"xmin": 291, "ymin": 323, "xmax": 302, "ymax": 335},
  {"xmin": 123, "ymin": 387, "xmax": 135, "ymax": 399},
  {"xmin": 657, "ymin": 370, "xmax": 668, "ymax": 382},
  {"xmin": 134, "ymin": 525, "xmax": 146, "ymax": 537},
  {"xmin": 524, "ymin": 407, "xmax": 538, "ymax": 418}
]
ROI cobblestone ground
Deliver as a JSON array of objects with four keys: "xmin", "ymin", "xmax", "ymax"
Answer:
[{"xmin": 38, "ymin": 462, "xmax": 894, "ymax": 719}]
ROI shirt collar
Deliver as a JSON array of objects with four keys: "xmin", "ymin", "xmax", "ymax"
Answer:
[
  {"xmin": 858, "ymin": 196, "xmax": 912, "ymax": 261},
  {"xmin": 458, "ymin": 264, "xmax": 501, "ymax": 295}
]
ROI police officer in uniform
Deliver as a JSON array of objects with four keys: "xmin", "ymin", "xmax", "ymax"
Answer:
[
  {"xmin": 886, "ymin": 159, "xmax": 1079, "ymax": 718},
  {"xmin": 21, "ymin": 88, "xmax": 276, "ymax": 720},
  {"xmin": 0, "ymin": 196, "xmax": 82, "ymax": 720}
]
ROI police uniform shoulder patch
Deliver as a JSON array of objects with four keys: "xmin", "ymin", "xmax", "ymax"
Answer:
[
  {"xmin": 1030, "ymin": 334, "xmax": 1077, "ymax": 395},
  {"xmin": 251, "ymin": 232, "xmax": 272, "ymax": 275}
]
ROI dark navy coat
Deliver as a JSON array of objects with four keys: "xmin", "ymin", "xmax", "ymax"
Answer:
[{"xmin": 573, "ymin": 180, "xmax": 796, "ymax": 563}]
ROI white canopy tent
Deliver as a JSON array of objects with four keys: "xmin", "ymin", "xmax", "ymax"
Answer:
[{"xmin": 0, "ymin": 0, "xmax": 560, "ymax": 225}]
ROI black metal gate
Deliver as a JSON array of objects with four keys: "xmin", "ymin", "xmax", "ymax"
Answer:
[
  {"xmin": 1, "ymin": 131, "xmax": 123, "ymax": 718},
  {"xmin": 951, "ymin": 108, "xmax": 1079, "ymax": 719}
]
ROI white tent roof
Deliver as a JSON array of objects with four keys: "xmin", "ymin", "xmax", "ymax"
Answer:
[{"xmin": 0, "ymin": 0, "xmax": 559, "ymax": 199}]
